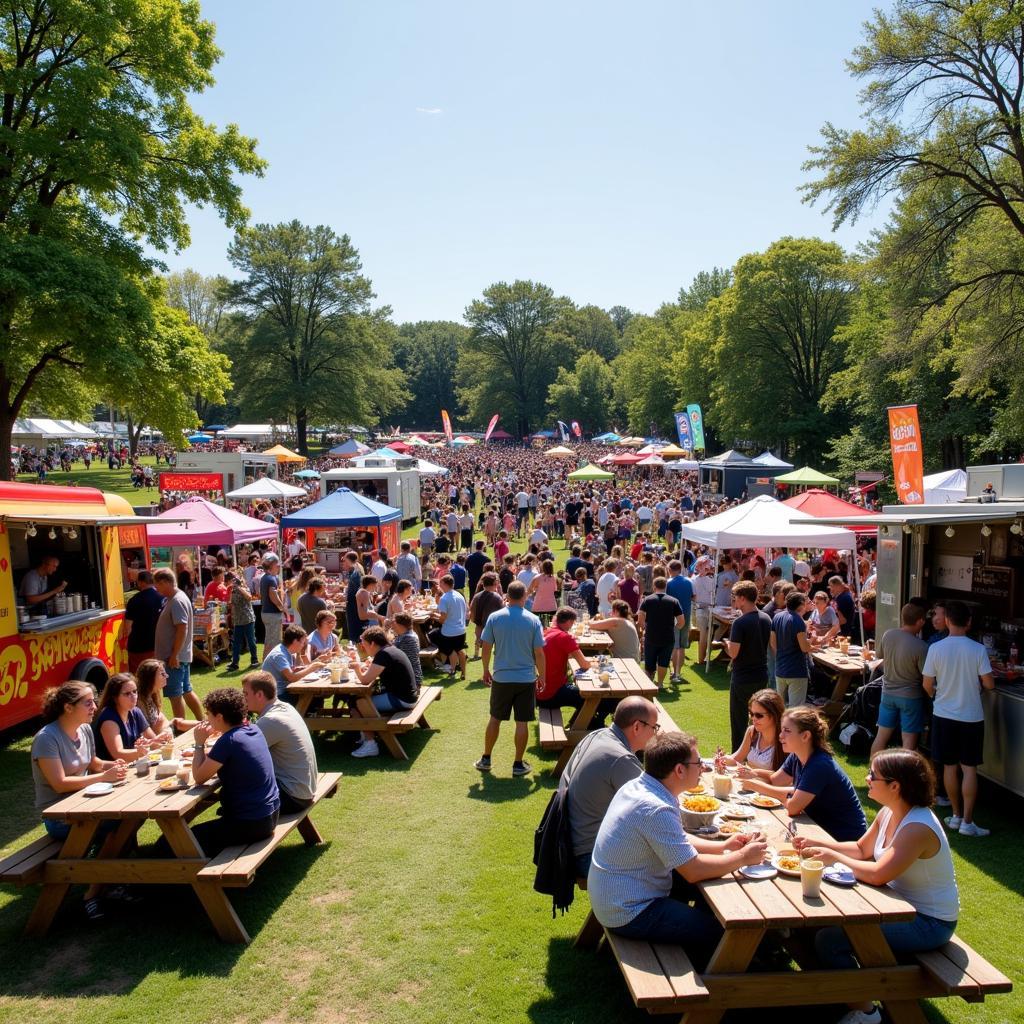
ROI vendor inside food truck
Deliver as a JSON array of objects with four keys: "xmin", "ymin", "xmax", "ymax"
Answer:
[{"xmin": 19, "ymin": 553, "xmax": 67, "ymax": 607}]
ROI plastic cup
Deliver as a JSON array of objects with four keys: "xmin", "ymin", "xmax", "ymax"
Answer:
[
  {"xmin": 161, "ymin": 741, "xmax": 174, "ymax": 761},
  {"xmin": 800, "ymin": 859, "xmax": 824, "ymax": 899},
  {"xmin": 175, "ymin": 766, "xmax": 190, "ymax": 786},
  {"xmin": 712, "ymin": 774, "xmax": 733, "ymax": 799},
  {"xmin": 598, "ymin": 671, "xmax": 610, "ymax": 686},
  {"xmin": 330, "ymin": 663, "xmax": 342, "ymax": 683}
]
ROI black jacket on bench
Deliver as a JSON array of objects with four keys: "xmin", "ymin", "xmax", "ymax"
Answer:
[{"xmin": 533, "ymin": 786, "xmax": 576, "ymax": 917}]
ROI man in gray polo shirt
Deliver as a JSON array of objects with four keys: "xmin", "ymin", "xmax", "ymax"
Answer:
[
  {"xmin": 871, "ymin": 602, "xmax": 929, "ymax": 757},
  {"xmin": 561, "ymin": 696, "xmax": 654, "ymax": 876},
  {"xmin": 242, "ymin": 670, "xmax": 318, "ymax": 814}
]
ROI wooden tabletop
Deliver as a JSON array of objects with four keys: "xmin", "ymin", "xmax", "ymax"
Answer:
[
  {"xmin": 44, "ymin": 735, "xmax": 219, "ymax": 822},
  {"xmin": 574, "ymin": 631, "xmax": 614, "ymax": 650},
  {"xmin": 695, "ymin": 795, "xmax": 914, "ymax": 931},
  {"xmin": 288, "ymin": 673, "xmax": 372, "ymax": 698},
  {"xmin": 811, "ymin": 646, "xmax": 872, "ymax": 674},
  {"xmin": 572, "ymin": 658, "xmax": 658, "ymax": 700}
]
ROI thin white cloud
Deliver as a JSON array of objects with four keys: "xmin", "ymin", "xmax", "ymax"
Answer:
[{"xmin": 416, "ymin": 106, "xmax": 443, "ymax": 115}]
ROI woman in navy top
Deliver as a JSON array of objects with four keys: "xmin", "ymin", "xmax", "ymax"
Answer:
[
  {"xmin": 191, "ymin": 687, "xmax": 280, "ymax": 854},
  {"xmin": 94, "ymin": 672, "xmax": 159, "ymax": 762},
  {"xmin": 742, "ymin": 706, "xmax": 867, "ymax": 841}
]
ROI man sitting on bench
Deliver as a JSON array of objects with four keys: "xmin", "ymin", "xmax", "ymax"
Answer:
[
  {"xmin": 348, "ymin": 626, "xmax": 419, "ymax": 759},
  {"xmin": 588, "ymin": 731, "xmax": 767, "ymax": 969},
  {"xmin": 242, "ymin": 671, "xmax": 319, "ymax": 815}
]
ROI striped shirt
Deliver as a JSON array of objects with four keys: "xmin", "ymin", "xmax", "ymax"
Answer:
[
  {"xmin": 587, "ymin": 774, "xmax": 697, "ymax": 928},
  {"xmin": 392, "ymin": 631, "xmax": 423, "ymax": 693}
]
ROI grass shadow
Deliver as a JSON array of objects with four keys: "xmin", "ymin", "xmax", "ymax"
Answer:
[
  {"xmin": 466, "ymin": 772, "xmax": 543, "ymax": 802},
  {"xmin": 0, "ymin": 837, "xmax": 330, "ymax": 995}
]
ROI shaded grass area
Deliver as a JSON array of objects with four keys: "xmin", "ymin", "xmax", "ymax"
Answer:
[
  {"xmin": 14, "ymin": 457, "xmax": 161, "ymax": 506},
  {"xmin": 0, "ymin": 517, "xmax": 1018, "ymax": 1022}
]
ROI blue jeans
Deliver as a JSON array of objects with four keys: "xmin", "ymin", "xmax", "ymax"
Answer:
[
  {"xmin": 815, "ymin": 912, "xmax": 957, "ymax": 969},
  {"xmin": 232, "ymin": 622, "xmax": 257, "ymax": 666},
  {"xmin": 611, "ymin": 894, "xmax": 723, "ymax": 971},
  {"xmin": 575, "ymin": 852, "xmax": 591, "ymax": 878},
  {"xmin": 372, "ymin": 692, "xmax": 416, "ymax": 714}
]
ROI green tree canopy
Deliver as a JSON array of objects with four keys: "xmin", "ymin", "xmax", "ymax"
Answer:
[
  {"xmin": 225, "ymin": 221, "xmax": 407, "ymax": 453},
  {"xmin": 459, "ymin": 280, "xmax": 572, "ymax": 436},
  {"xmin": 393, "ymin": 321, "xmax": 469, "ymax": 430},
  {"xmin": 0, "ymin": 1, "xmax": 263, "ymax": 475},
  {"xmin": 547, "ymin": 350, "xmax": 615, "ymax": 434}
]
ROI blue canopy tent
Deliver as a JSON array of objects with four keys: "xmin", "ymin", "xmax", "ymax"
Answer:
[
  {"xmin": 280, "ymin": 487, "xmax": 402, "ymax": 564},
  {"xmin": 592, "ymin": 432, "xmax": 621, "ymax": 443},
  {"xmin": 187, "ymin": 433, "xmax": 213, "ymax": 444},
  {"xmin": 204, "ymin": 424, "xmax": 228, "ymax": 432}
]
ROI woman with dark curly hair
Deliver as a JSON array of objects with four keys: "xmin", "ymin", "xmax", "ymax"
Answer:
[{"xmin": 191, "ymin": 687, "xmax": 279, "ymax": 853}]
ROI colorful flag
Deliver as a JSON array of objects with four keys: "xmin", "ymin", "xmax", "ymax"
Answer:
[
  {"xmin": 686, "ymin": 404, "xmax": 705, "ymax": 450},
  {"xmin": 441, "ymin": 409, "xmax": 453, "ymax": 443},
  {"xmin": 571, "ymin": 420, "xmax": 582, "ymax": 438},
  {"xmin": 557, "ymin": 420, "xmax": 570, "ymax": 441},
  {"xmin": 887, "ymin": 405, "xmax": 925, "ymax": 504},
  {"xmin": 484, "ymin": 413, "xmax": 500, "ymax": 442},
  {"xmin": 674, "ymin": 411, "xmax": 693, "ymax": 450}
]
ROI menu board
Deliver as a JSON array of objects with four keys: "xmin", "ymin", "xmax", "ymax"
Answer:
[
  {"xmin": 972, "ymin": 565, "xmax": 1015, "ymax": 612},
  {"xmin": 934, "ymin": 554, "xmax": 974, "ymax": 592}
]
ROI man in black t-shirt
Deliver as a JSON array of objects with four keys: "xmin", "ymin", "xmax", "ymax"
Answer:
[
  {"xmin": 349, "ymin": 626, "xmax": 419, "ymax": 759},
  {"xmin": 124, "ymin": 570, "xmax": 163, "ymax": 672},
  {"xmin": 637, "ymin": 577, "xmax": 685, "ymax": 686},
  {"xmin": 725, "ymin": 580, "xmax": 773, "ymax": 749},
  {"xmin": 465, "ymin": 541, "xmax": 490, "ymax": 597}
]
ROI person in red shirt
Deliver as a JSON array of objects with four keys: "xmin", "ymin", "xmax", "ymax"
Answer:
[
  {"xmin": 203, "ymin": 566, "xmax": 230, "ymax": 604},
  {"xmin": 538, "ymin": 607, "xmax": 591, "ymax": 712}
]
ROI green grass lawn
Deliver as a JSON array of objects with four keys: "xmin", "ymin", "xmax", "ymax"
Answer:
[
  {"xmin": 0, "ymin": 505, "xmax": 1018, "ymax": 1022},
  {"xmin": 15, "ymin": 456, "xmax": 162, "ymax": 506}
]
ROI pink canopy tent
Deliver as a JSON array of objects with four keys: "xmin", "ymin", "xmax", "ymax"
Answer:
[
  {"xmin": 638, "ymin": 454, "xmax": 666, "ymax": 466},
  {"xmin": 145, "ymin": 497, "xmax": 279, "ymax": 547},
  {"xmin": 781, "ymin": 489, "xmax": 876, "ymax": 535},
  {"xmin": 612, "ymin": 452, "xmax": 644, "ymax": 465},
  {"xmin": 597, "ymin": 454, "xmax": 616, "ymax": 465}
]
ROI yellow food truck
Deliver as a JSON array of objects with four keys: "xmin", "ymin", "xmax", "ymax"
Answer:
[{"xmin": 0, "ymin": 480, "xmax": 152, "ymax": 731}]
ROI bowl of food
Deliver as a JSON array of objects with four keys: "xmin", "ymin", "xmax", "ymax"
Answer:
[{"xmin": 680, "ymin": 794, "xmax": 721, "ymax": 829}]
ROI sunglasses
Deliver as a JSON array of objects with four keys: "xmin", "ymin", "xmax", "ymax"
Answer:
[
  {"xmin": 866, "ymin": 769, "xmax": 892, "ymax": 784},
  {"xmin": 750, "ymin": 711, "xmax": 768, "ymax": 720}
]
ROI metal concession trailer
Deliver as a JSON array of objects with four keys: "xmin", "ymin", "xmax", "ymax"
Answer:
[
  {"xmin": 320, "ymin": 465, "xmax": 421, "ymax": 524},
  {"xmin": 815, "ymin": 469, "xmax": 1024, "ymax": 798}
]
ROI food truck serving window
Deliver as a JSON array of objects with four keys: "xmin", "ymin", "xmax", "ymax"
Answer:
[{"xmin": 7, "ymin": 521, "xmax": 108, "ymax": 626}]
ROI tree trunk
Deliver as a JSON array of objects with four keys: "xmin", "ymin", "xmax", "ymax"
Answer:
[
  {"xmin": 0, "ymin": 412, "xmax": 14, "ymax": 481},
  {"xmin": 296, "ymin": 408, "xmax": 308, "ymax": 455},
  {"xmin": 126, "ymin": 413, "xmax": 138, "ymax": 460}
]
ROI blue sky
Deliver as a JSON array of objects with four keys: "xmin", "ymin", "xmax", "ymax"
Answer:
[{"xmin": 167, "ymin": 0, "xmax": 888, "ymax": 323}]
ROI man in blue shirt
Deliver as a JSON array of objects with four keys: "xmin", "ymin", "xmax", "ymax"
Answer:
[
  {"xmin": 476, "ymin": 581, "xmax": 544, "ymax": 776},
  {"xmin": 772, "ymin": 548, "xmax": 796, "ymax": 583},
  {"xmin": 665, "ymin": 560, "xmax": 693, "ymax": 683},
  {"xmin": 262, "ymin": 625, "xmax": 327, "ymax": 702},
  {"xmin": 588, "ymin": 731, "xmax": 766, "ymax": 968},
  {"xmin": 770, "ymin": 591, "xmax": 811, "ymax": 706},
  {"xmin": 429, "ymin": 574, "xmax": 468, "ymax": 679}
]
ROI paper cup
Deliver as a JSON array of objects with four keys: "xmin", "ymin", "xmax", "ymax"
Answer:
[
  {"xmin": 712, "ymin": 774, "xmax": 733, "ymax": 799},
  {"xmin": 800, "ymin": 859, "xmax": 824, "ymax": 899}
]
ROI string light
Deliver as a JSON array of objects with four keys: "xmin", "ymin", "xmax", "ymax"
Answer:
[
  {"xmin": 902, "ymin": 524, "xmax": 913, "ymax": 535},
  {"xmin": 1012, "ymin": 520, "xmax": 1022, "ymax": 536},
  {"xmin": 981, "ymin": 524, "xmax": 992, "ymax": 537},
  {"xmin": 48, "ymin": 528, "xmax": 57, "ymax": 540},
  {"xmin": 945, "ymin": 526, "xmax": 955, "ymax": 538},
  {"xmin": 26, "ymin": 522, "xmax": 36, "ymax": 538}
]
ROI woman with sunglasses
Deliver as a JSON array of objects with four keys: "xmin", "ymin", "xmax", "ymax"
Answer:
[
  {"xmin": 136, "ymin": 659, "xmax": 196, "ymax": 737},
  {"xmin": 796, "ymin": 749, "xmax": 959, "ymax": 1024},
  {"xmin": 93, "ymin": 672, "xmax": 161, "ymax": 762},
  {"xmin": 726, "ymin": 689, "xmax": 785, "ymax": 778},
  {"xmin": 741, "ymin": 706, "xmax": 867, "ymax": 841}
]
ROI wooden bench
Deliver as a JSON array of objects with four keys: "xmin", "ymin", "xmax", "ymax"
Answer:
[
  {"xmin": 0, "ymin": 836, "xmax": 64, "ymax": 887},
  {"xmin": 915, "ymin": 935, "xmax": 1013, "ymax": 1003},
  {"xmin": 197, "ymin": 771, "xmax": 341, "ymax": 888},
  {"xmin": 417, "ymin": 645, "xmax": 440, "ymax": 667},
  {"xmin": 538, "ymin": 707, "xmax": 568, "ymax": 750},
  {"xmin": 651, "ymin": 698, "xmax": 680, "ymax": 733},
  {"xmin": 387, "ymin": 686, "xmax": 442, "ymax": 734}
]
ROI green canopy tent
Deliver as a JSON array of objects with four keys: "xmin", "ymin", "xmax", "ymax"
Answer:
[
  {"xmin": 568, "ymin": 463, "xmax": 615, "ymax": 481},
  {"xmin": 774, "ymin": 466, "xmax": 840, "ymax": 491}
]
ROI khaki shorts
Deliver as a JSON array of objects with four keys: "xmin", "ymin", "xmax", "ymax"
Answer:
[{"xmin": 489, "ymin": 682, "xmax": 536, "ymax": 722}]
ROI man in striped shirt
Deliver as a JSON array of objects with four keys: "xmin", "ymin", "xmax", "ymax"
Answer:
[{"xmin": 587, "ymin": 731, "xmax": 767, "ymax": 968}]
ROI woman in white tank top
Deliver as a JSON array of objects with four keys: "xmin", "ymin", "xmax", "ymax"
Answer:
[
  {"xmin": 727, "ymin": 689, "xmax": 784, "ymax": 778},
  {"xmin": 798, "ymin": 748, "xmax": 959, "ymax": 1024}
]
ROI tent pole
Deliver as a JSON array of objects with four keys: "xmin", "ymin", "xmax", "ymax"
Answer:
[
  {"xmin": 705, "ymin": 554, "xmax": 719, "ymax": 673},
  {"xmin": 852, "ymin": 544, "xmax": 865, "ymax": 646}
]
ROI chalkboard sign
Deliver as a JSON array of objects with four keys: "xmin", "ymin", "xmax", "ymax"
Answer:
[{"xmin": 971, "ymin": 565, "xmax": 1015, "ymax": 613}]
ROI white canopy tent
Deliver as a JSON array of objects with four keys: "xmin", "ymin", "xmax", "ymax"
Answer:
[
  {"xmin": 679, "ymin": 496, "xmax": 858, "ymax": 670},
  {"xmin": 12, "ymin": 418, "xmax": 98, "ymax": 446},
  {"xmin": 664, "ymin": 458, "xmax": 700, "ymax": 471},
  {"xmin": 923, "ymin": 468, "xmax": 967, "ymax": 505},
  {"xmin": 219, "ymin": 424, "xmax": 277, "ymax": 441},
  {"xmin": 225, "ymin": 478, "xmax": 307, "ymax": 501}
]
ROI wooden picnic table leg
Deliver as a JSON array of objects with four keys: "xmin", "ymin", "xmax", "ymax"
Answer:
[
  {"xmin": 157, "ymin": 818, "xmax": 250, "ymax": 944},
  {"xmin": 24, "ymin": 819, "xmax": 100, "ymax": 937},
  {"xmin": 353, "ymin": 695, "xmax": 407, "ymax": 759},
  {"xmin": 844, "ymin": 923, "xmax": 928, "ymax": 1024},
  {"xmin": 573, "ymin": 909, "xmax": 604, "ymax": 949},
  {"xmin": 296, "ymin": 815, "xmax": 324, "ymax": 845},
  {"xmin": 679, "ymin": 928, "xmax": 764, "ymax": 1024}
]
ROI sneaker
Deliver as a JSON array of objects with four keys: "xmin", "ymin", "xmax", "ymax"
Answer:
[
  {"xmin": 943, "ymin": 815, "xmax": 963, "ymax": 831},
  {"xmin": 669, "ymin": 674, "xmax": 682, "ymax": 684},
  {"xmin": 432, "ymin": 659, "xmax": 446, "ymax": 671},
  {"xmin": 474, "ymin": 755, "xmax": 492, "ymax": 772},
  {"xmin": 352, "ymin": 739, "xmax": 379, "ymax": 759},
  {"xmin": 83, "ymin": 897, "xmax": 105, "ymax": 921},
  {"xmin": 959, "ymin": 821, "xmax": 990, "ymax": 837},
  {"xmin": 106, "ymin": 885, "xmax": 143, "ymax": 904},
  {"xmin": 249, "ymin": 661, "xmax": 259, "ymax": 669},
  {"xmin": 836, "ymin": 1009, "xmax": 881, "ymax": 1024},
  {"xmin": 440, "ymin": 665, "xmax": 455, "ymax": 675},
  {"xmin": 934, "ymin": 795, "xmax": 952, "ymax": 807},
  {"xmin": 227, "ymin": 663, "xmax": 239, "ymax": 671},
  {"xmin": 512, "ymin": 760, "xmax": 533, "ymax": 777}
]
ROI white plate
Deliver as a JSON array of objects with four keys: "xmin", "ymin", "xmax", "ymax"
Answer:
[
  {"xmin": 824, "ymin": 865, "xmax": 857, "ymax": 887},
  {"xmin": 739, "ymin": 863, "xmax": 777, "ymax": 880},
  {"xmin": 720, "ymin": 804, "xmax": 755, "ymax": 820},
  {"xmin": 772, "ymin": 853, "xmax": 803, "ymax": 877},
  {"xmin": 83, "ymin": 782, "xmax": 113, "ymax": 797}
]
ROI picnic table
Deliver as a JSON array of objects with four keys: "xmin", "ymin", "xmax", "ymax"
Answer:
[
  {"xmin": 574, "ymin": 629, "xmax": 614, "ymax": 654},
  {"xmin": 579, "ymin": 790, "xmax": 1012, "ymax": 1022},
  {"xmin": 546, "ymin": 658, "xmax": 658, "ymax": 777},
  {"xmin": 7, "ymin": 733, "xmax": 339, "ymax": 943},
  {"xmin": 811, "ymin": 645, "xmax": 876, "ymax": 726},
  {"xmin": 288, "ymin": 671, "xmax": 441, "ymax": 760}
]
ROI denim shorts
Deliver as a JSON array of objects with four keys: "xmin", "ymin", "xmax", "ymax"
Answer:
[
  {"xmin": 878, "ymin": 693, "xmax": 925, "ymax": 734},
  {"xmin": 673, "ymin": 625, "xmax": 689, "ymax": 651},
  {"xmin": 163, "ymin": 662, "xmax": 192, "ymax": 698}
]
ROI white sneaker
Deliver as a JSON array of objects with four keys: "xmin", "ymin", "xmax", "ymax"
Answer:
[
  {"xmin": 352, "ymin": 740, "xmax": 379, "ymax": 758},
  {"xmin": 934, "ymin": 795, "xmax": 952, "ymax": 807},
  {"xmin": 943, "ymin": 815, "xmax": 963, "ymax": 831},
  {"xmin": 836, "ymin": 1009, "xmax": 880, "ymax": 1024},
  {"xmin": 959, "ymin": 821, "xmax": 990, "ymax": 837}
]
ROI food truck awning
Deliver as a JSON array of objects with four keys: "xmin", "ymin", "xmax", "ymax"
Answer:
[
  {"xmin": 805, "ymin": 508, "xmax": 1024, "ymax": 528},
  {"xmin": 0, "ymin": 513, "xmax": 187, "ymax": 527}
]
